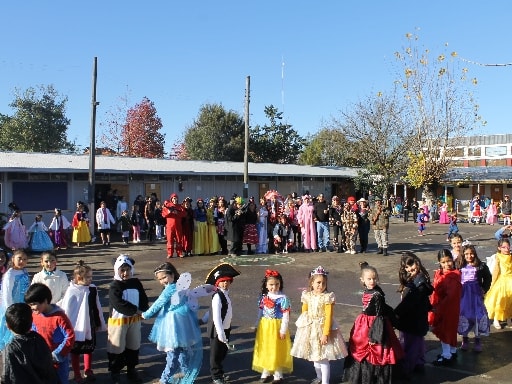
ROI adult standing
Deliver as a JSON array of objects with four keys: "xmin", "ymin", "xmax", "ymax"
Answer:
[
  {"xmin": 297, "ymin": 195, "xmax": 317, "ymax": 253},
  {"xmin": 501, "ymin": 194, "xmax": 512, "ymax": 225},
  {"xmin": 329, "ymin": 196, "xmax": 344, "ymax": 253},
  {"xmin": 402, "ymin": 198, "xmax": 410, "ymax": 222},
  {"xmin": 95, "ymin": 201, "xmax": 116, "ymax": 246},
  {"xmin": 370, "ymin": 197, "xmax": 390, "ymax": 256},
  {"xmin": 162, "ymin": 193, "xmax": 186, "ymax": 258},
  {"xmin": 313, "ymin": 193, "xmax": 330, "ymax": 252},
  {"xmin": 226, "ymin": 197, "xmax": 244, "ymax": 256},
  {"xmin": 411, "ymin": 197, "xmax": 420, "ymax": 223},
  {"xmin": 357, "ymin": 198, "xmax": 371, "ymax": 253}
]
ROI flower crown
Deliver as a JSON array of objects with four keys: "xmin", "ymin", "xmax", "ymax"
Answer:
[
  {"xmin": 265, "ymin": 269, "xmax": 281, "ymax": 278},
  {"xmin": 310, "ymin": 265, "xmax": 328, "ymax": 277}
]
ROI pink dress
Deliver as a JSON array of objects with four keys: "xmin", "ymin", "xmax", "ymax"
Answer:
[
  {"xmin": 438, "ymin": 204, "xmax": 449, "ymax": 224},
  {"xmin": 297, "ymin": 203, "xmax": 317, "ymax": 251},
  {"xmin": 486, "ymin": 203, "xmax": 498, "ymax": 225}
]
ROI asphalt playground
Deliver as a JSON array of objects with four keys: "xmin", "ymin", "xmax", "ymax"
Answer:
[{"xmin": 19, "ymin": 217, "xmax": 512, "ymax": 384}]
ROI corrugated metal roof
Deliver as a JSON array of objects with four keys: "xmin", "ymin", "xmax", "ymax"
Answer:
[
  {"xmin": 0, "ymin": 151, "xmax": 359, "ymax": 178},
  {"xmin": 443, "ymin": 167, "xmax": 512, "ymax": 183}
]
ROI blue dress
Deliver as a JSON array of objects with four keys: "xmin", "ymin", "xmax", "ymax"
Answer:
[
  {"xmin": 142, "ymin": 283, "xmax": 202, "ymax": 384},
  {"xmin": 0, "ymin": 268, "xmax": 30, "ymax": 350},
  {"xmin": 28, "ymin": 222, "xmax": 54, "ymax": 252}
]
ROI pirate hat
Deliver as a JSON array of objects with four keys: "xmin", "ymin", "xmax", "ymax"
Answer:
[{"xmin": 205, "ymin": 263, "xmax": 241, "ymax": 285}]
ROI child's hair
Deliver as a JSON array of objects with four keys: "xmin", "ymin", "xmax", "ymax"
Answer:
[
  {"xmin": 457, "ymin": 244, "xmax": 482, "ymax": 269},
  {"xmin": 153, "ymin": 262, "xmax": 179, "ymax": 283},
  {"xmin": 35, "ymin": 214, "xmax": 43, "ymax": 222},
  {"xmin": 73, "ymin": 260, "xmax": 92, "ymax": 283},
  {"xmin": 308, "ymin": 266, "xmax": 328, "ymax": 291},
  {"xmin": 437, "ymin": 249, "xmax": 454, "ymax": 272},
  {"xmin": 260, "ymin": 269, "xmax": 284, "ymax": 295},
  {"xmin": 398, "ymin": 252, "xmax": 430, "ymax": 292},
  {"xmin": 450, "ymin": 234, "xmax": 463, "ymax": 244},
  {"xmin": 498, "ymin": 237, "xmax": 511, "ymax": 250},
  {"xmin": 11, "ymin": 249, "xmax": 28, "ymax": 267},
  {"xmin": 5, "ymin": 303, "xmax": 33, "ymax": 335},
  {"xmin": 359, "ymin": 261, "xmax": 379, "ymax": 288},
  {"xmin": 40, "ymin": 251, "xmax": 57, "ymax": 261},
  {"xmin": 24, "ymin": 283, "xmax": 52, "ymax": 304},
  {"xmin": 122, "ymin": 210, "xmax": 129, "ymax": 215}
]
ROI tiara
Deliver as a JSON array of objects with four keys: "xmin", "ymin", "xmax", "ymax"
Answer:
[
  {"xmin": 461, "ymin": 240, "xmax": 472, "ymax": 247},
  {"xmin": 310, "ymin": 266, "xmax": 328, "ymax": 277}
]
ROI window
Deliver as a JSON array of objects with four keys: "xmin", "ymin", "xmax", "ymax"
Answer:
[
  {"xmin": 12, "ymin": 182, "xmax": 67, "ymax": 210},
  {"xmin": 467, "ymin": 147, "xmax": 481, "ymax": 157},
  {"xmin": 485, "ymin": 146, "xmax": 507, "ymax": 157}
]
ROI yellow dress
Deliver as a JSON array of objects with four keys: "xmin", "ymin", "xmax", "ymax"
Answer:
[
  {"xmin": 485, "ymin": 252, "xmax": 512, "ymax": 321},
  {"xmin": 72, "ymin": 220, "xmax": 91, "ymax": 244},
  {"xmin": 290, "ymin": 290, "xmax": 348, "ymax": 361},
  {"xmin": 252, "ymin": 293, "xmax": 293, "ymax": 374}
]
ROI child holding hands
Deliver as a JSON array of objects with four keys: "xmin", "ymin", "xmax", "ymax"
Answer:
[
  {"xmin": 252, "ymin": 269, "xmax": 293, "ymax": 383},
  {"xmin": 291, "ymin": 266, "xmax": 347, "ymax": 384},
  {"xmin": 428, "ymin": 249, "xmax": 462, "ymax": 366},
  {"xmin": 344, "ymin": 262, "xmax": 403, "ymax": 383}
]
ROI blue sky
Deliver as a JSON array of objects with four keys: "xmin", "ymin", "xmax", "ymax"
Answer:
[{"xmin": 1, "ymin": 1, "xmax": 511, "ymax": 152}]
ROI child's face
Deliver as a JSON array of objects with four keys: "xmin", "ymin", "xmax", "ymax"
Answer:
[
  {"xmin": 451, "ymin": 238, "xmax": 462, "ymax": 253},
  {"xmin": 11, "ymin": 253, "xmax": 27, "ymax": 270},
  {"xmin": 41, "ymin": 255, "xmax": 57, "ymax": 272},
  {"xmin": 439, "ymin": 256, "xmax": 455, "ymax": 272},
  {"xmin": 405, "ymin": 262, "xmax": 419, "ymax": 279},
  {"xmin": 361, "ymin": 270, "xmax": 377, "ymax": 290},
  {"xmin": 464, "ymin": 249, "xmax": 476, "ymax": 265},
  {"xmin": 311, "ymin": 275, "xmax": 327, "ymax": 294},
  {"xmin": 29, "ymin": 301, "xmax": 51, "ymax": 315},
  {"xmin": 77, "ymin": 271, "xmax": 93, "ymax": 286},
  {"xmin": 118, "ymin": 265, "xmax": 132, "ymax": 280},
  {"xmin": 217, "ymin": 280, "xmax": 231, "ymax": 290},
  {"xmin": 155, "ymin": 271, "xmax": 173, "ymax": 286},
  {"xmin": 266, "ymin": 277, "xmax": 280, "ymax": 293},
  {"xmin": 499, "ymin": 242, "xmax": 511, "ymax": 255}
]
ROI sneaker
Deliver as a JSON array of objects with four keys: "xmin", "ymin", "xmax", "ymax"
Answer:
[
  {"xmin": 432, "ymin": 355, "xmax": 453, "ymax": 366},
  {"xmin": 311, "ymin": 379, "xmax": 321, "ymax": 384},
  {"xmin": 494, "ymin": 320, "xmax": 502, "ymax": 329},
  {"xmin": 474, "ymin": 339, "xmax": 482, "ymax": 352},
  {"xmin": 460, "ymin": 337, "xmax": 469, "ymax": 351},
  {"xmin": 350, "ymin": 250, "xmax": 356, "ymax": 254}
]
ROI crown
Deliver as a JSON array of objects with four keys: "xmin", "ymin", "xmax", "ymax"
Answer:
[{"xmin": 310, "ymin": 265, "xmax": 328, "ymax": 277}]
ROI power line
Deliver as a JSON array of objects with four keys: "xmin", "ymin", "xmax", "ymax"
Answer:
[{"xmin": 459, "ymin": 57, "xmax": 512, "ymax": 67}]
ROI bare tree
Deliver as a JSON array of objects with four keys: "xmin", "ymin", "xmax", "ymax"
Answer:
[{"xmin": 395, "ymin": 32, "xmax": 484, "ymax": 199}]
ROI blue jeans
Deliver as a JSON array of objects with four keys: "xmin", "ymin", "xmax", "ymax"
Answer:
[{"xmin": 316, "ymin": 221, "xmax": 329, "ymax": 249}]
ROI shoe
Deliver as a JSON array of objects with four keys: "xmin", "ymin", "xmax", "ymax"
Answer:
[
  {"xmin": 345, "ymin": 250, "xmax": 351, "ymax": 253},
  {"xmin": 451, "ymin": 351, "xmax": 458, "ymax": 360},
  {"xmin": 310, "ymin": 379, "xmax": 321, "ymax": 384},
  {"xmin": 212, "ymin": 379, "xmax": 226, "ymax": 384},
  {"xmin": 84, "ymin": 370, "xmax": 96, "ymax": 382},
  {"xmin": 474, "ymin": 338, "xmax": 482, "ymax": 352},
  {"xmin": 127, "ymin": 370, "xmax": 143, "ymax": 384},
  {"xmin": 110, "ymin": 372, "xmax": 121, "ymax": 384},
  {"xmin": 350, "ymin": 250, "xmax": 356, "ymax": 254},
  {"xmin": 260, "ymin": 377, "xmax": 273, "ymax": 383},
  {"xmin": 432, "ymin": 355, "xmax": 453, "ymax": 366},
  {"xmin": 460, "ymin": 336, "xmax": 469, "ymax": 351},
  {"xmin": 494, "ymin": 320, "xmax": 502, "ymax": 329},
  {"xmin": 107, "ymin": 242, "xmax": 111, "ymax": 246}
]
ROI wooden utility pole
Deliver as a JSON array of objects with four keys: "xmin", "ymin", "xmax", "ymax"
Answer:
[
  {"xmin": 88, "ymin": 57, "xmax": 99, "ymax": 230},
  {"xmin": 243, "ymin": 76, "xmax": 250, "ymax": 199}
]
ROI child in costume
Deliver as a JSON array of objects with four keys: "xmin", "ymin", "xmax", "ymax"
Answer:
[
  {"xmin": 252, "ymin": 269, "xmax": 292, "ymax": 383},
  {"xmin": 205, "ymin": 263, "xmax": 241, "ymax": 384},
  {"xmin": 72, "ymin": 204, "xmax": 91, "ymax": 247},
  {"xmin": 417, "ymin": 207, "xmax": 428, "ymax": 236},
  {"xmin": 484, "ymin": 237, "xmax": 512, "ymax": 329},
  {"xmin": 107, "ymin": 255, "xmax": 149, "ymax": 384},
  {"xmin": 273, "ymin": 214, "xmax": 294, "ymax": 254},
  {"xmin": 24, "ymin": 283, "xmax": 75, "ymax": 384},
  {"xmin": 60, "ymin": 260, "xmax": 106, "ymax": 383},
  {"xmin": 1, "ymin": 303, "xmax": 58, "ymax": 384},
  {"xmin": 48, "ymin": 208, "xmax": 71, "ymax": 250},
  {"xmin": 142, "ymin": 262, "xmax": 214, "ymax": 383},
  {"xmin": 0, "ymin": 250, "xmax": 30, "ymax": 351},
  {"xmin": 118, "ymin": 209, "xmax": 132, "ymax": 245},
  {"xmin": 130, "ymin": 204, "xmax": 142, "ymax": 244},
  {"xmin": 27, "ymin": 215, "xmax": 54, "ymax": 252},
  {"xmin": 257, "ymin": 198, "xmax": 269, "ymax": 254},
  {"xmin": 446, "ymin": 214, "xmax": 459, "ymax": 242},
  {"xmin": 428, "ymin": 249, "xmax": 462, "ymax": 366},
  {"xmin": 394, "ymin": 252, "xmax": 433, "ymax": 378},
  {"xmin": 31, "ymin": 252, "xmax": 69, "ymax": 305},
  {"xmin": 457, "ymin": 243, "xmax": 491, "ymax": 351},
  {"xmin": 291, "ymin": 266, "xmax": 347, "ymax": 384},
  {"xmin": 344, "ymin": 262, "xmax": 403, "ymax": 383},
  {"xmin": 3, "ymin": 210, "xmax": 27, "ymax": 250},
  {"xmin": 450, "ymin": 234, "xmax": 464, "ymax": 263}
]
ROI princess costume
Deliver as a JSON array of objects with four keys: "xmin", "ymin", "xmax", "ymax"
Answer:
[
  {"xmin": 3, "ymin": 216, "xmax": 27, "ymax": 250},
  {"xmin": 27, "ymin": 221, "xmax": 54, "ymax": 252},
  {"xmin": 49, "ymin": 211, "xmax": 71, "ymax": 249}
]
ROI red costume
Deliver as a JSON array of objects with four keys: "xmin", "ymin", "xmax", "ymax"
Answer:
[
  {"xmin": 428, "ymin": 268, "xmax": 462, "ymax": 346},
  {"xmin": 162, "ymin": 193, "xmax": 186, "ymax": 258}
]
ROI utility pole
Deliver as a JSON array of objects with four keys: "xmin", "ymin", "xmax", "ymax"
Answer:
[
  {"xmin": 243, "ymin": 76, "xmax": 250, "ymax": 199},
  {"xmin": 88, "ymin": 57, "xmax": 99, "ymax": 233}
]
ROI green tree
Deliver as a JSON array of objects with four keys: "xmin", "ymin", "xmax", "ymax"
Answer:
[
  {"xmin": 183, "ymin": 103, "xmax": 245, "ymax": 161},
  {"xmin": 298, "ymin": 128, "xmax": 360, "ymax": 167},
  {"xmin": 395, "ymin": 33, "xmax": 484, "ymax": 199},
  {"xmin": 250, "ymin": 105, "xmax": 304, "ymax": 164},
  {"xmin": 120, "ymin": 97, "xmax": 165, "ymax": 158},
  {"xmin": 0, "ymin": 85, "xmax": 75, "ymax": 153}
]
